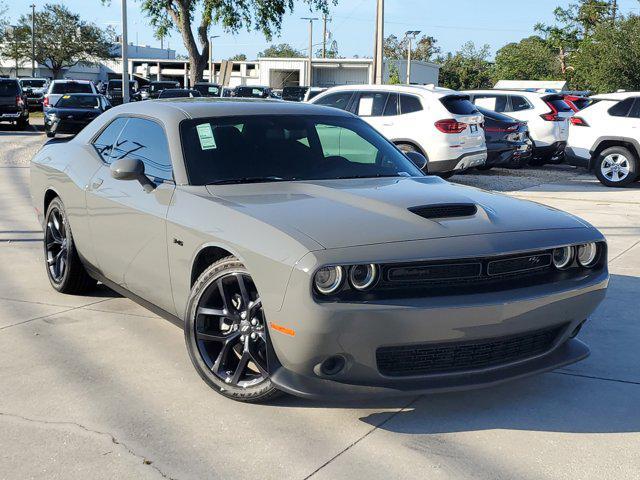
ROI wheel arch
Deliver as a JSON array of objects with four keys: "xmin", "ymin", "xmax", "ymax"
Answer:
[
  {"xmin": 590, "ymin": 137, "xmax": 640, "ymax": 170},
  {"xmin": 190, "ymin": 244, "xmax": 241, "ymax": 288},
  {"xmin": 43, "ymin": 188, "xmax": 60, "ymax": 214},
  {"xmin": 392, "ymin": 139, "xmax": 428, "ymax": 158}
]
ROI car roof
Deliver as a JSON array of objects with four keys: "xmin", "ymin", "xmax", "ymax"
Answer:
[
  {"xmin": 103, "ymin": 97, "xmax": 355, "ymax": 121},
  {"xmin": 52, "ymin": 79, "xmax": 93, "ymax": 84},
  {"xmin": 57, "ymin": 93, "xmax": 100, "ymax": 96},
  {"xmin": 320, "ymin": 83, "xmax": 455, "ymax": 97},
  {"xmin": 463, "ymin": 89, "xmax": 549, "ymax": 98},
  {"xmin": 590, "ymin": 91, "xmax": 640, "ymax": 101}
]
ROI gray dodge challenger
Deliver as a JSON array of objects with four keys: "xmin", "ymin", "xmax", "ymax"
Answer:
[{"xmin": 30, "ymin": 98, "xmax": 609, "ymax": 403}]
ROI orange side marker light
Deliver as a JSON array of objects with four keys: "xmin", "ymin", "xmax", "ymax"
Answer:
[{"xmin": 270, "ymin": 322, "xmax": 296, "ymax": 337}]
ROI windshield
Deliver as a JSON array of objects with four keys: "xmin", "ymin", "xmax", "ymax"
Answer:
[
  {"xmin": 0, "ymin": 81, "xmax": 19, "ymax": 95},
  {"xmin": 51, "ymin": 82, "xmax": 93, "ymax": 94},
  {"xmin": 56, "ymin": 95, "xmax": 101, "ymax": 109},
  {"xmin": 20, "ymin": 79, "xmax": 47, "ymax": 88},
  {"xmin": 194, "ymin": 84, "xmax": 220, "ymax": 96},
  {"xmin": 180, "ymin": 115, "xmax": 424, "ymax": 185},
  {"xmin": 151, "ymin": 82, "xmax": 178, "ymax": 92}
]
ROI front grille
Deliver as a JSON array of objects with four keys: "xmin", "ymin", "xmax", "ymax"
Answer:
[
  {"xmin": 0, "ymin": 105, "xmax": 19, "ymax": 113},
  {"xmin": 409, "ymin": 203, "xmax": 477, "ymax": 219},
  {"xmin": 376, "ymin": 324, "xmax": 566, "ymax": 377}
]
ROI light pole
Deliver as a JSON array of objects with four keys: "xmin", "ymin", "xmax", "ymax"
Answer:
[
  {"xmin": 30, "ymin": 4, "xmax": 36, "ymax": 77},
  {"xmin": 404, "ymin": 30, "xmax": 420, "ymax": 85},
  {"xmin": 209, "ymin": 35, "xmax": 220, "ymax": 83},
  {"xmin": 373, "ymin": 0, "xmax": 384, "ymax": 84},
  {"xmin": 121, "ymin": 0, "xmax": 130, "ymax": 103},
  {"xmin": 301, "ymin": 17, "xmax": 318, "ymax": 87}
]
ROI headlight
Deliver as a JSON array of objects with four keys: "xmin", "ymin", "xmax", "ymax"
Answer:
[
  {"xmin": 552, "ymin": 246, "xmax": 574, "ymax": 270},
  {"xmin": 349, "ymin": 264, "xmax": 378, "ymax": 290},
  {"xmin": 314, "ymin": 266, "xmax": 344, "ymax": 295},
  {"xmin": 577, "ymin": 243, "xmax": 599, "ymax": 267}
]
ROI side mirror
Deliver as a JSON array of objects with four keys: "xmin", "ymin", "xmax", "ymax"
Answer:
[
  {"xmin": 405, "ymin": 151, "xmax": 429, "ymax": 172},
  {"xmin": 110, "ymin": 158, "xmax": 155, "ymax": 192}
]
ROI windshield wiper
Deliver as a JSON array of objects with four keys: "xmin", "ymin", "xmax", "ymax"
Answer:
[{"xmin": 209, "ymin": 176, "xmax": 287, "ymax": 185}]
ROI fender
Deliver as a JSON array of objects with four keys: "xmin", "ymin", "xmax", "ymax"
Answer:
[{"xmin": 589, "ymin": 136, "xmax": 640, "ymax": 170}]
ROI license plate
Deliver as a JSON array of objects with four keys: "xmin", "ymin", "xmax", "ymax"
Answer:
[{"xmin": 470, "ymin": 124, "xmax": 478, "ymax": 133}]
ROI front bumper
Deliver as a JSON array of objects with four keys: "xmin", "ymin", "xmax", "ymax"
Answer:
[{"xmin": 266, "ymin": 231, "xmax": 608, "ymax": 399}]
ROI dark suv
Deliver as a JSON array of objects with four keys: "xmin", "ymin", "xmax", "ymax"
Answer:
[{"xmin": 0, "ymin": 79, "xmax": 29, "ymax": 130}]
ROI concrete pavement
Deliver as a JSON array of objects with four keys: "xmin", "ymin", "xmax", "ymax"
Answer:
[{"xmin": 1, "ymin": 125, "xmax": 639, "ymax": 479}]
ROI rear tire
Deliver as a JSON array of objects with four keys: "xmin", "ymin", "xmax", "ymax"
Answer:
[
  {"xmin": 184, "ymin": 257, "xmax": 282, "ymax": 403},
  {"xmin": 594, "ymin": 146, "xmax": 638, "ymax": 187},
  {"xmin": 44, "ymin": 197, "xmax": 97, "ymax": 294}
]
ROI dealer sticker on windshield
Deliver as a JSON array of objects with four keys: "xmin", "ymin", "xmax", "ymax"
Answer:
[{"xmin": 196, "ymin": 123, "xmax": 217, "ymax": 150}]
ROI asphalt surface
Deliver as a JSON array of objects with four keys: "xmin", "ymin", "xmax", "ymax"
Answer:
[{"xmin": 1, "ymin": 120, "xmax": 639, "ymax": 479}]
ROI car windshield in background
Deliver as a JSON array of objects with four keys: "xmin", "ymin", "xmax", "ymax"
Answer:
[
  {"xmin": 56, "ymin": 95, "xmax": 101, "ymax": 109},
  {"xmin": 51, "ymin": 83, "xmax": 93, "ymax": 94},
  {"xmin": 20, "ymin": 80, "xmax": 47, "ymax": 88},
  {"xmin": 194, "ymin": 85, "xmax": 221, "ymax": 96},
  {"xmin": 440, "ymin": 95, "xmax": 479, "ymax": 115},
  {"xmin": 151, "ymin": 83, "xmax": 178, "ymax": 92},
  {"xmin": 236, "ymin": 87, "xmax": 268, "ymax": 98},
  {"xmin": 0, "ymin": 81, "xmax": 19, "ymax": 95},
  {"xmin": 180, "ymin": 115, "xmax": 424, "ymax": 185}
]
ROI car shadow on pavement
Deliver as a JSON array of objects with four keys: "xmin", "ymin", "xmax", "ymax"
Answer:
[{"xmin": 277, "ymin": 273, "xmax": 639, "ymax": 435}]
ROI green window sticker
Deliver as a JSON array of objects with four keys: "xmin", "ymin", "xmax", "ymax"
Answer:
[{"xmin": 196, "ymin": 123, "xmax": 217, "ymax": 150}]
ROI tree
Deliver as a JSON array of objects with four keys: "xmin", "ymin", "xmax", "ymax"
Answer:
[
  {"xmin": 383, "ymin": 34, "xmax": 440, "ymax": 62},
  {"xmin": 131, "ymin": 0, "xmax": 336, "ymax": 85},
  {"xmin": 571, "ymin": 14, "xmax": 640, "ymax": 92},
  {"xmin": 387, "ymin": 62, "xmax": 401, "ymax": 85},
  {"xmin": 229, "ymin": 53, "xmax": 247, "ymax": 61},
  {"xmin": 437, "ymin": 42, "xmax": 492, "ymax": 90},
  {"xmin": 258, "ymin": 43, "xmax": 304, "ymax": 58},
  {"xmin": 492, "ymin": 36, "xmax": 561, "ymax": 82},
  {"xmin": 14, "ymin": 4, "xmax": 113, "ymax": 79},
  {"xmin": 0, "ymin": 25, "xmax": 31, "ymax": 75}
]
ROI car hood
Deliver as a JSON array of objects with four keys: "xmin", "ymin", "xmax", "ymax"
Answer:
[{"xmin": 205, "ymin": 176, "xmax": 588, "ymax": 249}]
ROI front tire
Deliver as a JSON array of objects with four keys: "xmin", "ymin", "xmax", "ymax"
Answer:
[
  {"xmin": 594, "ymin": 146, "xmax": 638, "ymax": 187},
  {"xmin": 184, "ymin": 257, "xmax": 281, "ymax": 403},
  {"xmin": 44, "ymin": 198, "xmax": 97, "ymax": 294},
  {"xmin": 46, "ymin": 131, "xmax": 55, "ymax": 138}
]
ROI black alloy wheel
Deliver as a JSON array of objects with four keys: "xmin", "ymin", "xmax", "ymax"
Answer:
[
  {"xmin": 45, "ymin": 206, "xmax": 68, "ymax": 284},
  {"xmin": 185, "ymin": 257, "xmax": 281, "ymax": 402}
]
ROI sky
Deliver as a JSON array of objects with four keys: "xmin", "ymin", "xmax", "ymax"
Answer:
[{"xmin": 8, "ymin": 0, "xmax": 640, "ymax": 60}]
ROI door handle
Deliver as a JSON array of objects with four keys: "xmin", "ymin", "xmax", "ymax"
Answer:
[
  {"xmin": 383, "ymin": 123, "xmax": 394, "ymax": 127},
  {"xmin": 91, "ymin": 178, "xmax": 104, "ymax": 189}
]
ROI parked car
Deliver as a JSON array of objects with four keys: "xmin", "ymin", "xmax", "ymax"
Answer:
[
  {"xmin": 137, "ymin": 85, "xmax": 150, "ymax": 100},
  {"xmin": 106, "ymin": 79, "xmax": 137, "ymax": 106},
  {"xmin": 465, "ymin": 90, "xmax": 573, "ymax": 165},
  {"xmin": 0, "ymin": 78, "xmax": 29, "ymax": 129},
  {"xmin": 566, "ymin": 91, "xmax": 640, "ymax": 187},
  {"xmin": 282, "ymin": 86, "xmax": 309, "ymax": 102},
  {"xmin": 157, "ymin": 88, "xmax": 202, "ymax": 99},
  {"xmin": 148, "ymin": 81, "xmax": 181, "ymax": 99},
  {"xmin": 19, "ymin": 78, "xmax": 49, "ymax": 109},
  {"xmin": 44, "ymin": 93, "xmax": 111, "ymax": 138},
  {"xmin": 44, "ymin": 79, "xmax": 97, "ymax": 111},
  {"xmin": 234, "ymin": 86, "xmax": 278, "ymax": 99},
  {"xmin": 310, "ymin": 84, "xmax": 487, "ymax": 177},
  {"xmin": 193, "ymin": 82, "xmax": 222, "ymax": 97},
  {"xmin": 476, "ymin": 106, "xmax": 532, "ymax": 169},
  {"xmin": 220, "ymin": 87, "xmax": 235, "ymax": 98},
  {"xmin": 30, "ymin": 99, "xmax": 609, "ymax": 402}
]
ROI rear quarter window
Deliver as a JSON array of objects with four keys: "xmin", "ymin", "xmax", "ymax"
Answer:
[
  {"xmin": 314, "ymin": 92, "xmax": 353, "ymax": 111},
  {"xmin": 0, "ymin": 81, "xmax": 20, "ymax": 96},
  {"xmin": 399, "ymin": 94, "xmax": 423, "ymax": 114},
  {"xmin": 440, "ymin": 96, "xmax": 478, "ymax": 115},
  {"xmin": 608, "ymin": 98, "xmax": 635, "ymax": 117}
]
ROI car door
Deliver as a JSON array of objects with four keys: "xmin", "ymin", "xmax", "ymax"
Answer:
[
  {"xmin": 350, "ymin": 90, "xmax": 390, "ymax": 132},
  {"xmin": 86, "ymin": 116, "xmax": 176, "ymax": 314},
  {"xmin": 607, "ymin": 97, "xmax": 640, "ymax": 135}
]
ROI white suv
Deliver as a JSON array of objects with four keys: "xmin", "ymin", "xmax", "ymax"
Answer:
[
  {"xmin": 44, "ymin": 79, "xmax": 97, "ymax": 111},
  {"xmin": 464, "ymin": 90, "xmax": 573, "ymax": 164},
  {"xmin": 309, "ymin": 84, "xmax": 487, "ymax": 176},
  {"xmin": 566, "ymin": 91, "xmax": 640, "ymax": 187}
]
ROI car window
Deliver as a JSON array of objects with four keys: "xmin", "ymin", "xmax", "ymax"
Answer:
[
  {"xmin": 383, "ymin": 93, "xmax": 399, "ymax": 116},
  {"xmin": 92, "ymin": 118, "xmax": 128, "ymax": 163},
  {"xmin": 51, "ymin": 82, "xmax": 93, "ymax": 94},
  {"xmin": 440, "ymin": 95, "xmax": 478, "ymax": 115},
  {"xmin": 56, "ymin": 95, "xmax": 101, "ymax": 109},
  {"xmin": 628, "ymin": 98, "xmax": 640, "ymax": 118},
  {"xmin": 510, "ymin": 95, "xmax": 531, "ymax": 111},
  {"xmin": 544, "ymin": 96, "xmax": 573, "ymax": 112},
  {"xmin": 609, "ymin": 98, "xmax": 635, "ymax": 117},
  {"xmin": 356, "ymin": 92, "xmax": 389, "ymax": 117},
  {"xmin": 399, "ymin": 94, "xmax": 423, "ymax": 114},
  {"xmin": 472, "ymin": 95, "xmax": 508, "ymax": 113},
  {"xmin": 21, "ymin": 79, "xmax": 46, "ymax": 88},
  {"xmin": 0, "ymin": 81, "xmax": 20, "ymax": 96},
  {"xmin": 179, "ymin": 115, "xmax": 423, "ymax": 185},
  {"xmin": 314, "ymin": 92, "xmax": 353, "ymax": 111},
  {"xmin": 112, "ymin": 118, "xmax": 173, "ymax": 180}
]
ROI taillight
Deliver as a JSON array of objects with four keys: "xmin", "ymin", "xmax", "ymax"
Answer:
[
  {"xmin": 485, "ymin": 124, "xmax": 519, "ymax": 133},
  {"xmin": 435, "ymin": 119, "xmax": 467, "ymax": 134},
  {"xmin": 570, "ymin": 116, "xmax": 589, "ymax": 127},
  {"xmin": 540, "ymin": 100, "xmax": 562, "ymax": 121},
  {"xmin": 16, "ymin": 95, "xmax": 24, "ymax": 107},
  {"xmin": 43, "ymin": 96, "xmax": 49, "ymax": 107}
]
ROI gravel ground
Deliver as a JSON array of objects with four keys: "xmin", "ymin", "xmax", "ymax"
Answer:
[{"xmin": 0, "ymin": 119, "xmax": 594, "ymax": 191}]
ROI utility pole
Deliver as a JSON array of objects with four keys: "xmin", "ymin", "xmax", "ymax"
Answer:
[
  {"xmin": 209, "ymin": 35, "xmax": 219, "ymax": 83},
  {"xmin": 121, "ymin": 0, "xmax": 130, "ymax": 103},
  {"xmin": 301, "ymin": 17, "xmax": 318, "ymax": 87},
  {"xmin": 322, "ymin": 15, "xmax": 327, "ymax": 58},
  {"xmin": 404, "ymin": 30, "xmax": 420, "ymax": 85},
  {"xmin": 30, "ymin": 4, "xmax": 36, "ymax": 77},
  {"xmin": 612, "ymin": 0, "xmax": 617, "ymax": 22},
  {"xmin": 373, "ymin": 0, "xmax": 384, "ymax": 84}
]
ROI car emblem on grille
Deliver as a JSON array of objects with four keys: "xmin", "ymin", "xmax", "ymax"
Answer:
[{"xmin": 528, "ymin": 256, "xmax": 542, "ymax": 265}]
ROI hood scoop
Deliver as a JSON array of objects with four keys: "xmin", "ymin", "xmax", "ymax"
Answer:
[{"xmin": 409, "ymin": 203, "xmax": 478, "ymax": 220}]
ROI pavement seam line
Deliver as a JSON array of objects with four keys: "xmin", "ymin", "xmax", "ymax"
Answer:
[
  {"xmin": 0, "ymin": 295, "xmax": 94, "ymax": 309},
  {"xmin": 0, "ymin": 411, "xmax": 177, "ymax": 480},
  {"xmin": 554, "ymin": 370, "xmax": 640, "ymax": 386},
  {"xmin": 509, "ymin": 194, "xmax": 640, "ymax": 206},
  {"xmin": 609, "ymin": 239, "xmax": 640, "ymax": 263},
  {"xmin": 0, "ymin": 298, "xmax": 112, "ymax": 332},
  {"xmin": 302, "ymin": 395, "xmax": 422, "ymax": 480}
]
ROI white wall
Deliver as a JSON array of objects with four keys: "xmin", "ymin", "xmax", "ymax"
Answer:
[{"xmin": 384, "ymin": 59, "xmax": 440, "ymax": 85}]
